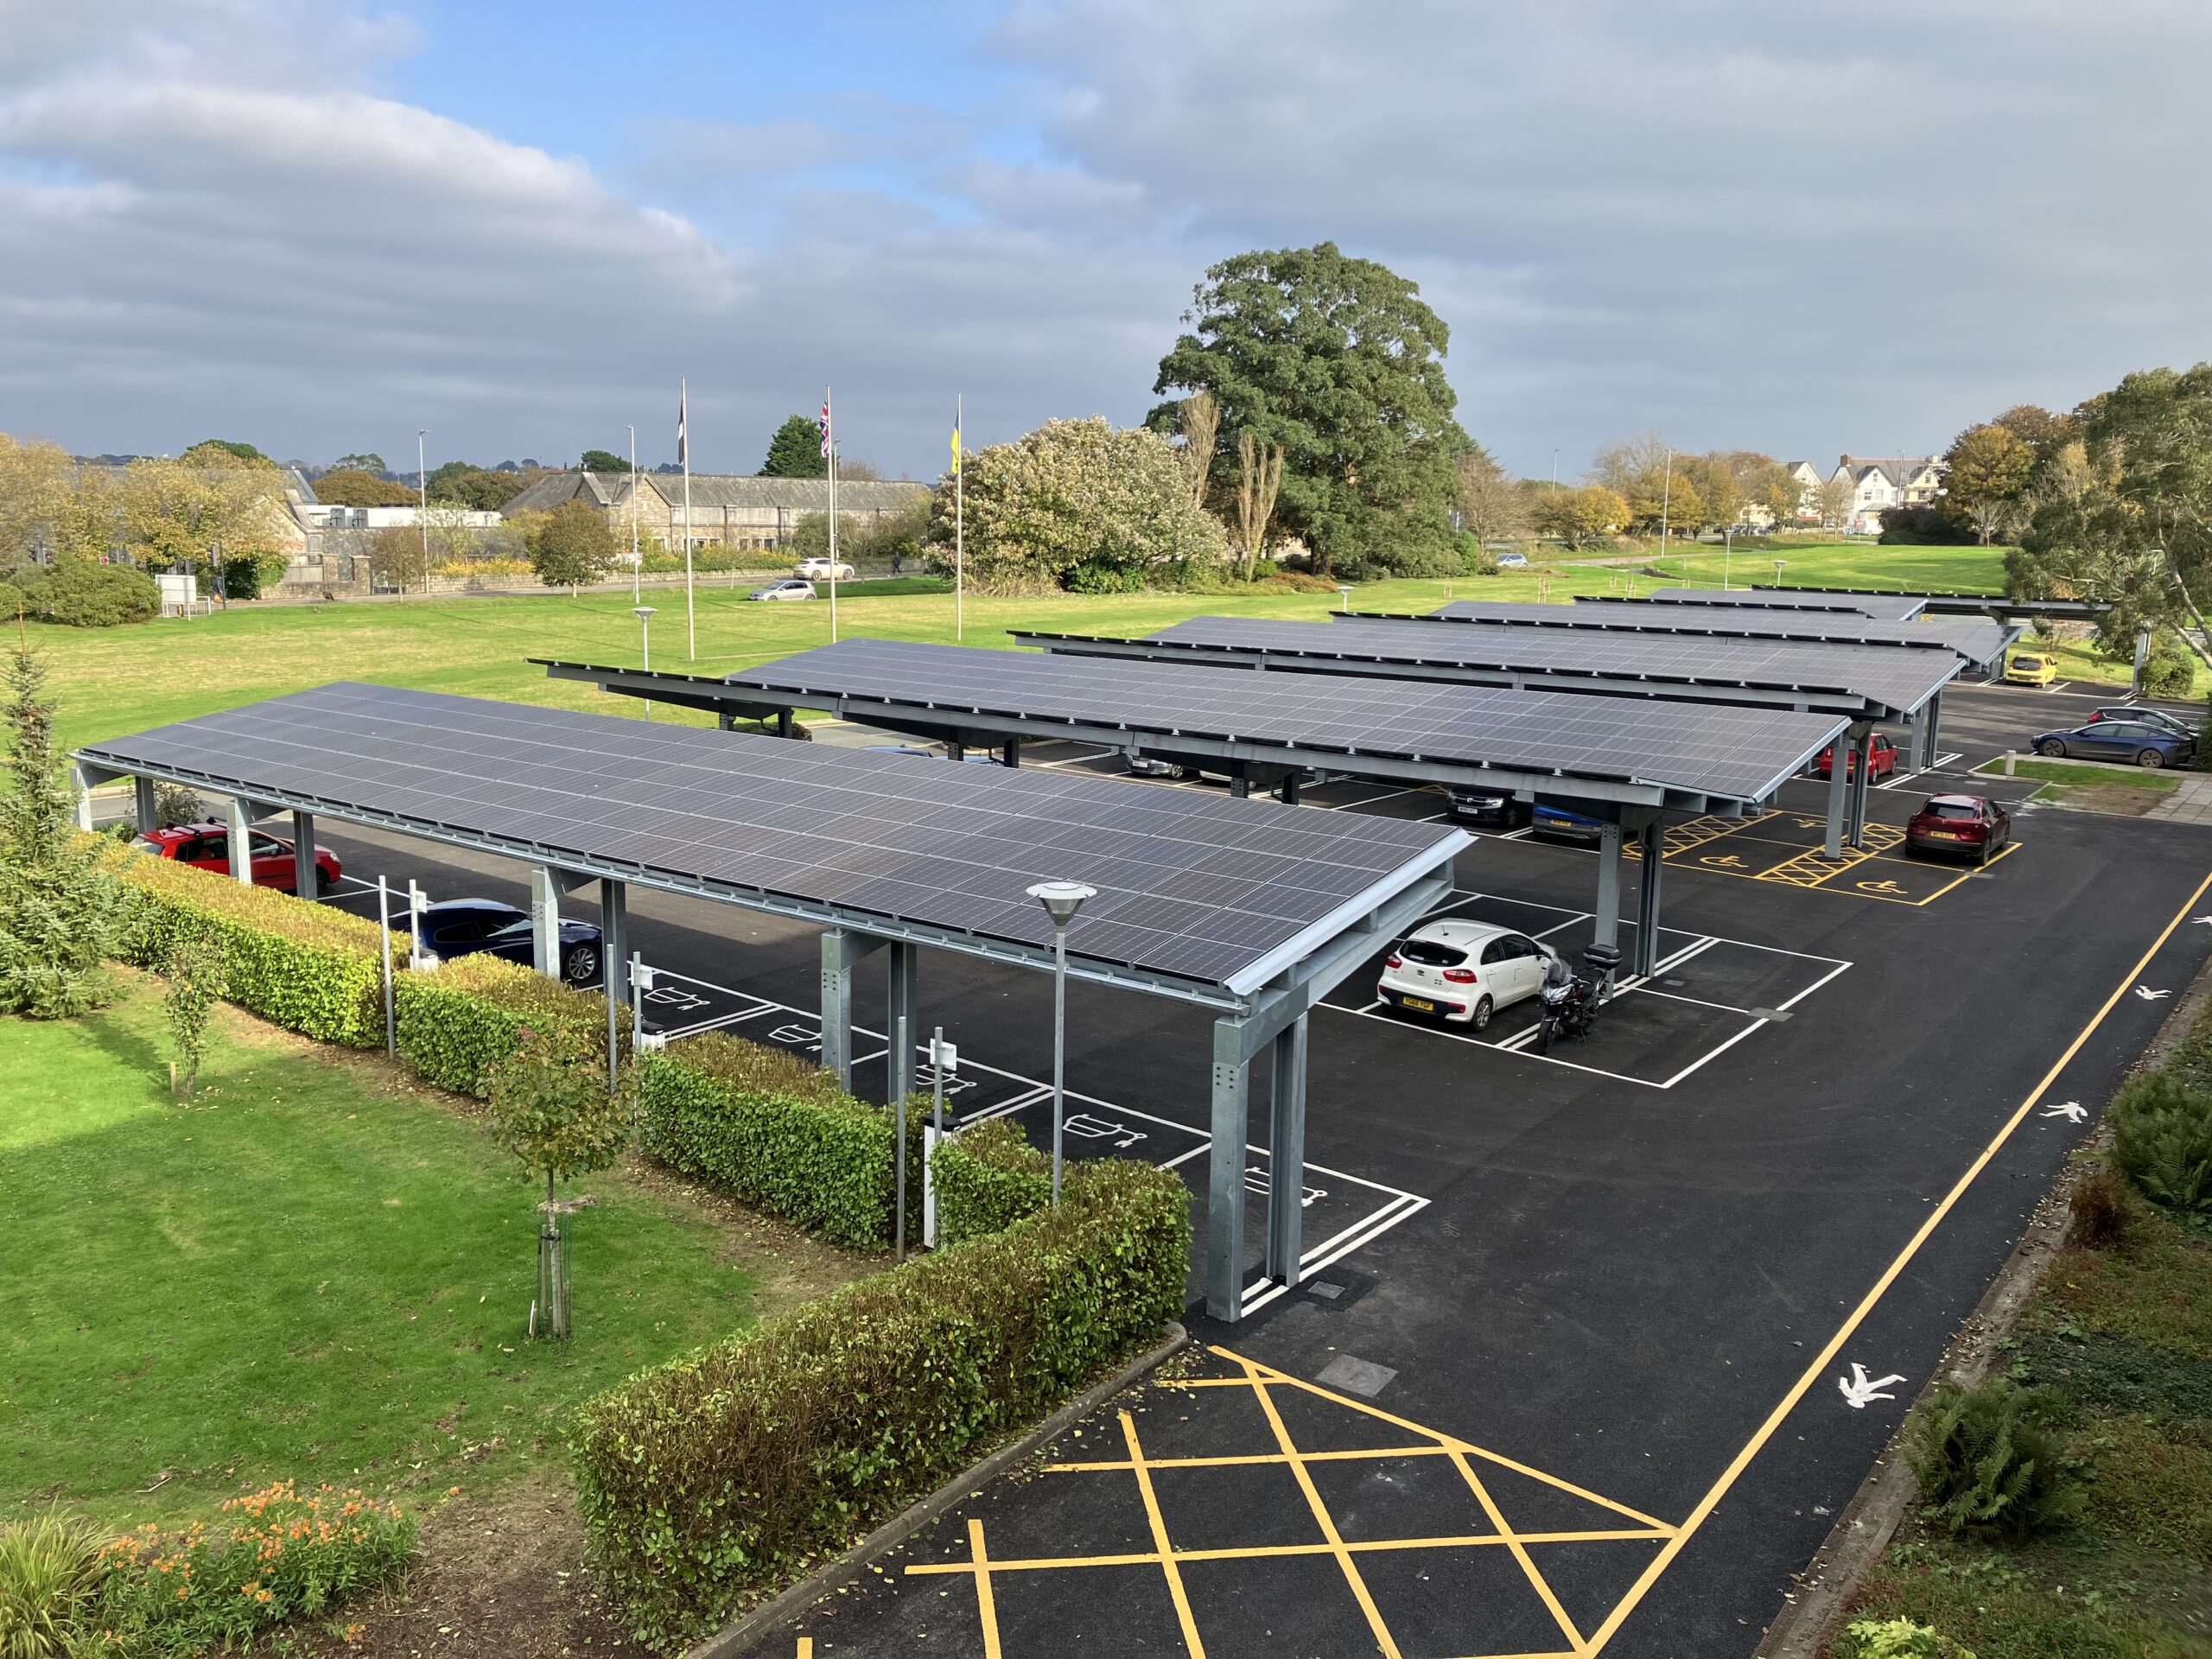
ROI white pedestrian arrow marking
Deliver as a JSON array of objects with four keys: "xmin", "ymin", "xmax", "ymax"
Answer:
[
  {"xmin": 2194, "ymin": 916, "xmax": 2212, "ymax": 925},
  {"xmin": 1838, "ymin": 1363, "xmax": 1908, "ymax": 1410},
  {"xmin": 2041, "ymin": 1101, "xmax": 2088, "ymax": 1123},
  {"xmin": 2135, "ymin": 986, "xmax": 2172, "ymax": 1001}
]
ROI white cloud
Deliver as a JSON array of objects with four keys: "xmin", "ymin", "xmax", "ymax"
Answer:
[{"xmin": 3, "ymin": 0, "xmax": 2209, "ymax": 477}]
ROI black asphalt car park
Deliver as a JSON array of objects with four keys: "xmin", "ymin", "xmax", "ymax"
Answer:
[{"xmin": 302, "ymin": 679, "xmax": 2212, "ymax": 1658}]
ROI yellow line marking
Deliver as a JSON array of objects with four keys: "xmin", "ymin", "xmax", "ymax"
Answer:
[
  {"xmin": 797, "ymin": 1643, "xmax": 811, "ymax": 1659},
  {"xmin": 1211, "ymin": 1347, "xmax": 1676, "ymax": 1533},
  {"xmin": 1446, "ymin": 1449, "xmax": 1586, "ymax": 1654},
  {"xmin": 1045, "ymin": 1443, "xmax": 1483, "ymax": 1472},
  {"xmin": 1905, "ymin": 839, "xmax": 2024, "ymax": 906},
  {"xmin": 902, "ymin": 1527, "xmax": 1675, "ymax": 1576},
  {"xmin": 1241, "ymin": 1357, "xmax": 1403, "ymax": 1659},
  {"xmin": 968, "ymin": 1519, "xmax": 1002, "ymax": 1659},
  {"xmin": 1582, "ymin": 866, "xmax": 2212, "ymax": 1655},
  {"xmin": 1122, "ymin": 1410, "xmax": 1208, "ymax": 1659}
]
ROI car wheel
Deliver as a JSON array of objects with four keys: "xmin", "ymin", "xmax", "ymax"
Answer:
[
  {"xmin": 2138, "ymin": 749, "xmax": 2165, "ymax": 769},
  {"xmin": 1470, "ymin": 995, "xmax": 1493, "ymax": 1032},
  {"xmin": 563, "ymin": 943, "xmax": 600, "ymax": 986},
  {"xmin": 2034, "ymin": 740, "xmax": 2064, "ymax": 758}
]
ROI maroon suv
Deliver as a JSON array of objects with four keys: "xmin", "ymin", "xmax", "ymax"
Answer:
[{"xmin": 1904, "ymin": 794, "xmax": 2011, "ymax": 864}]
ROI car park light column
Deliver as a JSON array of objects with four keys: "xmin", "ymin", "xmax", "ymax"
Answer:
[
  {"xmin": 292, "ymin": 810, "xmax": 317, "ymax": 899},
  {"xmin": 887, "ymin": 942, "xmax": 920, "ymax": 1108},
  {"xmin": 1027, "ymin": 881, "xmax": 1096, "ymax": 1203}
]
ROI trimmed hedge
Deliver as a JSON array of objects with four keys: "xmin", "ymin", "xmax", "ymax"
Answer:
[
  {"xmin": 394, "ymin": 950, "xmax": 611, "ymax": 1096},
  {"xmin": 932, "ymin": 1115, "xmax": 1052, "ymax": 1246},
  {"xmin": 637, "ymin": 1033, "xmax": 898, "ymax": 1249},
  {"xmin": 106, "ymin": 845, "xmax": 397, "ymax": 1046},
  {"xmin": 570, "ymin": 1155, "xmax": 1191, "ymax": 1649}
]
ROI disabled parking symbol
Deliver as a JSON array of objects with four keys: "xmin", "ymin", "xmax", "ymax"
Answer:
[
  {"xmin": 1855, "ymin": 878, "xmax": 1907, "ymax": 895},
  {"xmin": 1699, "ymin": 853, "xmax": 1749, "ymax": 869}
]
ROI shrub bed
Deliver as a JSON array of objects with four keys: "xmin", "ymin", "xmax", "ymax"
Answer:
[
  {"xmin": 637, "ymin": 1033, "xmax": 897, "ymax": 1249},
  {"xmin": 931, "ymin": 1115, "xmax": 1052, "ymax": 1245},
  {"xmin": 570, "ymin": 1155, "xmax": 1190, "ymax": 1649},
  {"xmin": 106, "ymin": 846, "xmax": 395, "ymax": 1046},
  {"xmin": 394, "ymin": 950, "xmax": 610, "ymax": 1096}
]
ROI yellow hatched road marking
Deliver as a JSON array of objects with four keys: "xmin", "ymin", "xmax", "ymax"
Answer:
[
  {"xmin": 1122, "ymin": 1410, "xmax": 1208, "ymax": 1658},
  {"xmin": 1046, "ymin": 1442, "xmax": 1491, "ymax": 1472},
  {"xmin": 902, "ymin": 1526, "xmax": 1675, "ymax": 1577},
  {"xmin": 1241, "ymin": 1357, "xmax": 1404, "ymax": 1659},
  {"xmin": 1446, "ymin": 1448, "xmax": 1586, "ymax": 1654},
  {"xmin": 968, "ymin": 1518, "xmax": 1003, "ymax": 1659},
  {"xmin": 1582, "ymin": 867, "xmax": 2212, "ymax": 1654}
]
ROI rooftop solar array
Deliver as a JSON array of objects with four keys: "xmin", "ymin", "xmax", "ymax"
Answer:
[
  {"xmin": 1034, "ymin": 614, "xmax": 1955, "ymax": 717},
  {"xmin": 79, "ymin": 682, "xmax": 1464, "ymax": 994},
  {"xmin": 722, "ymin": 637, "xmax": 1847, "ymax": 804},
  {"xmin": 1422, "ymin": 599, "xmax": 2007, "ymax": 664},
  {"xmin": 1628, "ymin": 588, "xmax": 1930, "ymax": 622}
]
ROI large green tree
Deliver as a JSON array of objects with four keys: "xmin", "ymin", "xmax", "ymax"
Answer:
[
  {"xmin": 579, "ymin": 448, "xmax": 632, "ymax": 474},
  {"xmin": 0, "ymin": 645, "xmax": 119, "ymax": 1016},
  {"xmin": 1152, "ymin": 243, "xmax": 1469, "ymax": 577},
  {"xmin": 314, "ymin": 467, "xmax": 416, "ymax": 507},
  {"xmin": 525, "ymin": 499, "xmax": 620, "ymax": 590},
  {"xmin": 2012, "ymin": 365, "xmax": 2212, "ymax": 668},
  {"xmin": 425, "ymin": 461, "xmax": 531, "ymax": 512},
  {"xmin": 1943, "ymin": 423, "xmax": 2037, "ymax": 544},
  {"xmin": 760, "ymin": 415, "xmax": 826, "ymax": 478}
]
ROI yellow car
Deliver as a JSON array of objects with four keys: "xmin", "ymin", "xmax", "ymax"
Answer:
[{"xmin": 2004, "ymin": 651, "xmax": 2059, "ymax": 686}]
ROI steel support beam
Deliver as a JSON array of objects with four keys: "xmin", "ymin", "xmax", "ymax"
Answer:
[
  {"xmin": 886, "ymin": 939, "xmax": 919, "ymax": 1105},
  {"xmin": 1590, "ymin": 821, "xmax": 1625, "ymax": 987},
  {"xmin": 134, "ymin": 775, "xmax": 157, "ymax": 834},
  {"xmin": 1277, "ymin": 772, "xmax": 1301, "ymax": 805},
  {"xmin": 530, "ymin": 864, "xmax": 563, "ymax": 976},
  {"xmin": 226, "ymin": 795, "xmax": 253, "ymax": 883},
  {"xmin": 1848, "ymin": 727, "xmax": 1876, "ymax": 849},
  {"xmin": 601, "ymin": 880, "xmax": 628, "ymax": 1090},
  {"xmin": 1264, "ymin": 1014, "xmax": 1308, "ymax": 1289},
  {"xmin": 1206, "ymin": 1016, "xmax": 1250, "ymax": 1322},
  {"xmin": 1002, "ymin": 738, "xmax": 1020, "ymax": 768},
  {"xmin": 1229, "ymin": 775, "xmax": 1250, "ymax": 799},
  {"xmin": 70, "ymin": 766, "xmax": 95, "ymax": 833},
  {"xmin": 819, "ymin": 928, "xmax": 888, "ymax": 1091},
  {"xmin": 1632, "ymin": 818, "xmax": 1666, "ymax": 979},
  {"xmin": 1822, "ymin": 724, "xmax": 1859, "ymax": 859},
  {"xmin": 776, "ymin": 709, "xmax": 795, "ymax": 739},
  {"xmin": 1917, "ymin": 692, "xmax": 1942, "ymax": 771},
  {"xmin": 293, "ymin": 810, "xmax": 318, "ymax": 899}
]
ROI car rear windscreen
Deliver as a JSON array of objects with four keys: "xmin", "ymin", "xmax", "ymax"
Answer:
[
  {"xmin": 1398, "ymin": 939, "xmax": 1468, "ymax": 967},
  {"xmin": 1927, "ymin": 803, "xmax": 1979, "ymax": 821}
]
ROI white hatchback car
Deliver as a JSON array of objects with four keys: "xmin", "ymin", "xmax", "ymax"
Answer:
[
  {"xmin": 747, "ymin": 578, "xmax": 817, "ymax": 601},
  {"xmin": 794, "ymin": 557, "xmax": 855, "ymax": 581},
  {"xmin": 1376, "ymin": 920, "xmax": 1558, "ymax": 1030}
]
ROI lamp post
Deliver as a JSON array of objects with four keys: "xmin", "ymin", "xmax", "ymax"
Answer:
[
  {"xmin": 1551, "ymin": 448, "xmax": 1560, "ymax": 486},
  {"xmin": 416, "ymin": 429, "xmax": 429, "ymax": 594},
  {"xmin": 634, "ymin": 606, "xmax": 657, "ymax": 721},
  {"xmin": 1336, "ymin": 584, "xmax": 1353, "ymax": 614},
  {"xmin": 1027, "ymin": 880, "xmax": 1096, "ymax": 1202},
  {"xmin": 1772, "ymin": 556, "xmax": 1786, "ymax": 590},
  {"xmin": 1722, "ymin": 525, "xmax": 1733, "ymax": 590}
]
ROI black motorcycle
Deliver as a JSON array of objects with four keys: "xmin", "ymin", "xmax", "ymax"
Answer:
[{"xmin": 1534, "ymin": 971, "xmax": 1602, "ymax": 1053}]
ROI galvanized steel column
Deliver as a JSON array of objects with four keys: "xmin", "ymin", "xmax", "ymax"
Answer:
[
  {"xmin": 134, "ymin": 775, "xmax": 156, "ymax": 834},
  {"xmin": 1206, "ymin": 1016, "xmax": 1250, "ymax": 1322},
  {"xmin": 530, "ymin": 865, "xmax": 563, "ymax": 977},
  {"xmin": 886, "ymin": 940, "xmax": 919, "ymax": 1106},
  {"xmin": 1590, "ymin": 821, "xmax": 1624, "ymax": 988},
  {"xmin": 1823, "ymin": 726, "xmax": 1857, "ymax": 860},
  {"xmin": 1848, "ymin": 727, "xmax": 1876, "ymax": 849},
  {"xmin": 1265, "ymin": 1014, "xmax": 1308, "ymax": 1289},
  {"xmin": 292, "ymin": 810, "xmax": 317, "ymax": 899},
  {"xmin": 601, "ymin": 880, "xmax": 628, "ymax": 1091},
  {"xmin": 226, "ymin": 795, "xmax": 253, "ymax": 883},
  {"xmin": 1633, "ymin": 818, "xmax": 1665, "ymax": 979}
]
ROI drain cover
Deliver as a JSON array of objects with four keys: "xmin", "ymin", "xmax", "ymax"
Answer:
[{"xmin": 1315, "ymin": 1354, "xmax": 1398, "ymax": 1398}]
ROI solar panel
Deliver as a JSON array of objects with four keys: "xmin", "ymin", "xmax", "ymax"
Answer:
[
  {"xmin": 721, "ymin": 638, "xmax": 1847, "ymax": 804},
  {"xmin": 79, "ymin": 682, "xmax": 1462, "ymax": 994},
  {"xmin": 1071, "ymin": 614, "xmax": 1955, "ymax": 718},
  {"xmin": 1421, "ymin": 599, "xmax": 2005, "ymax": 664},
  {"xmin": 1629, "ymin": 588, "xmax": 1929, "ymax": 621}
]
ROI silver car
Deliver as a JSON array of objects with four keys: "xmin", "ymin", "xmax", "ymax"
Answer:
[{"xmin": 747, "ymin": 579, "xmax": 817, "ymax": 601}]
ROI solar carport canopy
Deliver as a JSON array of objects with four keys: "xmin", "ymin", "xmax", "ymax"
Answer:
[
  {"xmin": 696, "ymin": 636, "xmax": 1847, "ymax": 808},
  {"xmin": 1628, "ymin": 587, "xmax": 1930, "ymax": 621},
  {"xmin": 1020, "ymin": 613, "xmax": 1957, "ymax": 721},
  {"xmin": 74, "ymin": 682, "xmax": 1466, "ymax": 1001},
  {"xmin": 1421, "ymin": 598, "xmax": 2009, "ymax": 666}
]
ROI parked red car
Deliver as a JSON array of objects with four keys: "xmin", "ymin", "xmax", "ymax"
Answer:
[
  {"xmin": 1815, "ymin": 734, "xmax": 1898, "ymax": 779},
  {"xmin": 1904, "ymin": 793, "xmax": 2011, "ymax": 864},
  {"xmin": 133, "ymin": 821, "xmax": 342, "ymax": 893}
]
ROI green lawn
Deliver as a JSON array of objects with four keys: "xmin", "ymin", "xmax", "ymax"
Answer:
[
  {"xmin": 1630, "ymin": 539, "xmax": 2008, "ymax": 594},
  {"xmin": 1973, "ymin": 759, "xmax": 2182, "ymax": 792},
  {"xmin": 0, "ymin": 978, "xmax": 764, "ymax": 1524},
  {"xmin": 30, "ymin": 540, "xmax": 2012, "ymax": 753}
]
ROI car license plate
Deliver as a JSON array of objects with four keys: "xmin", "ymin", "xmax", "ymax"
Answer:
[
  {"xmin": 1399, "ymin": 995, "xmax": 1436, "ymax": 1013},
  {"xmin": 1925, "ymin": 830, "xmax": 1959, "ymax": 841}
]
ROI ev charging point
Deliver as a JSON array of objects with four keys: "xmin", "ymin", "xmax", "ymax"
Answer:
[{"xmin": 922, "ymin": 1033, "xmax": 958, "ymax": 1249}]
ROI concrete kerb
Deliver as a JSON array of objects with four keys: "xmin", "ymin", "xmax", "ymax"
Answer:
[
  {"xmin": 685, "ymin": 1321, "xmax": 1191, "ymax": 1659},
  {"xmin": 1757, "ymin": 949, "xmax": 2212, "ymax": 1659}
]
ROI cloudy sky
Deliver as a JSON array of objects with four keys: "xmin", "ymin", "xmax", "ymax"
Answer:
[{"xmin": 3, "ymin": 1, "xmax": 2206, "ymax": 480}]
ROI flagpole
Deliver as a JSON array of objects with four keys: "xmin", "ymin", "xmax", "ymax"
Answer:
[
  {"xmin": 955, "ymin": 393, "xmax": 964, "ymax": 643},
  {"xmin": 682, "ymin": 377, "xmax": 696, "ymax": 661},
  {"xmin": 825, "ymin": 385, "xmax": 838, "ymax": 645},
  {"xmin": 628, "ymin": 423, "xmax": 639, "ymax": 604}
]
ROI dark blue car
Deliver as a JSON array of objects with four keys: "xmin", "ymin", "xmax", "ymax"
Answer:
[
  {"xmin": 411, "ymin": 899, "xmax": 603, "ymax": 986},
  {"xmin": 2031, "ymin": 721, "xmax": 2196, "ymax": 769},
  {"xmin": 1530, "ymin": 804, "xmax": 1607, "ymax": 844}
]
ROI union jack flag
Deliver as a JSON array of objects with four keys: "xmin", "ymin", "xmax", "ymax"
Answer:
[{"xmin": 818, "ymin": 399, "xmax": 832, "ymax": 461}]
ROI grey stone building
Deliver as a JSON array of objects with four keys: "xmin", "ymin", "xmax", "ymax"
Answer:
[{"xmin": 501, "ymin": 472, "xmax": 931, "ymax": 550}]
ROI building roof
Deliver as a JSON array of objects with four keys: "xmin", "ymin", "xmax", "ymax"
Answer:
[{"xmin": 500, "ymin": 471, "xmax": 930, "ymax": 518}]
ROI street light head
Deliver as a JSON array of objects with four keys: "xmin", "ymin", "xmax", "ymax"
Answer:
[
  {"xmin": 1027, "ymin": 880, "xmax": 1096, "ymax": 927},
  {"xmin": 633, "ymin": 606, "xmax": 657, "ymax": 620}
]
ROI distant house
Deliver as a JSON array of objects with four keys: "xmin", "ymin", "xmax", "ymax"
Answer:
[
  {"xmin": 501, "ymin": 472, "xmax": 931, "ymax": 551},
  {"xmin": 1829, "ymin": 455, "xmax": 1944, "ymax": 533}
]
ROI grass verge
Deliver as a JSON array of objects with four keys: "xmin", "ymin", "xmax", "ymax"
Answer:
[{"xmin": 0, "ymin": 972, "xmax": 855, "ymax": 1528}]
